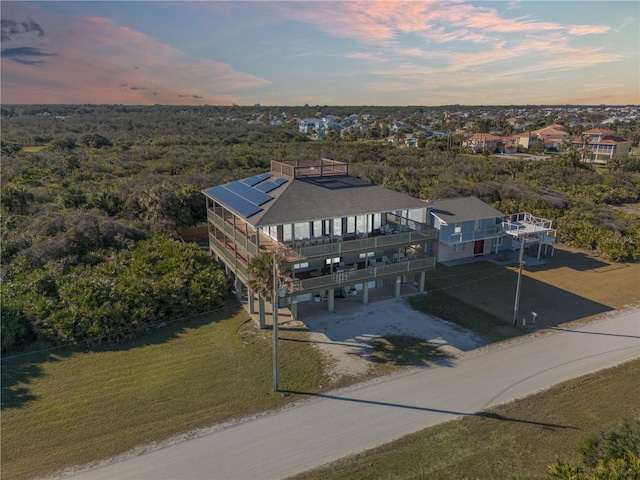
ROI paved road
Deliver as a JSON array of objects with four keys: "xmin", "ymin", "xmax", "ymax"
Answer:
[{"xmin": 69, "ymin": 310, "xmax": 639, "ymax": 480}]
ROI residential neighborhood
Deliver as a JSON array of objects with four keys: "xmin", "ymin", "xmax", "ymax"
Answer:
[{"xmin": 289, "ymin": 104, "xmax": 639, "ymax": 163}]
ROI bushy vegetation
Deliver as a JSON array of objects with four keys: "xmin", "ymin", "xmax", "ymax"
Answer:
[
  {"xmin": 548, "ymin": 418, "xmax": 640, "ymax": 479},
  {"xmin": 1, "ymin": 105, "xmax": 638, "ymax": 353},
  {"xmin": 1, "ymin": 235, "xmax": 230, "ymax": 353}
]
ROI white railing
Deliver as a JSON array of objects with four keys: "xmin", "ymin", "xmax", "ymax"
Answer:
[{"xmin": 447, "ymin": 227, "xmax": 503, "ymax": 244}]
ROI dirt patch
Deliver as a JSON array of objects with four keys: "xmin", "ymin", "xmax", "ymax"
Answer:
[{"xmin": 299, "ymin": 298, "xmax": 486, "ymax": 382}]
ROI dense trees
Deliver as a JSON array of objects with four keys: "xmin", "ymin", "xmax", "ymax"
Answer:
[
  {"xmin": 1, "ymin": 236, "xmax": 230, "ymax": 353},
  {"xmin": 1, "ymin": 104, "xmax": 638, "ymax": 353}
]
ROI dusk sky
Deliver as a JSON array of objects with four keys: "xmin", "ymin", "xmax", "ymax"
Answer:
[{"xmin": 1, "ymin": 1, "xmax": 638, "ymax": 106}]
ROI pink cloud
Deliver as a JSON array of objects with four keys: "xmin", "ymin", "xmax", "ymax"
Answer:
[
  {"xmin": 1, "ymin": 5, "xmax": 269, "ymax": 104},
  {"xmin": 568, "ymin": 25, "xmax": 611, "ymax": 35},
  {"xmin": 276, "ymin": 0, "xmax": 610, "ymax": 47}
]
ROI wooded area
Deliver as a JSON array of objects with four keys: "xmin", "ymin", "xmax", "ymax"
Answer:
[{"xmin": 1, "ymin": 104, "xmax": 639, "ymax": 354}]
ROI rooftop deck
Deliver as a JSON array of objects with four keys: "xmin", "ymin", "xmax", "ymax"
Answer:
[{"xmin": 502, "ymin": 212, "xmax": 557, "ymax": 240}]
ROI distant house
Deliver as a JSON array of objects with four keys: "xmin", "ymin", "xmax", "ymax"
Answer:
[
  {"xmin": 390, "ymin": 121, "xmax": 410, "ymax": 132},
  {"xmin": 572, "ymin": 128, "xmax": 633, "ymax": 165},
  {"xmin": 299, "ymin": 117, "xmax": 343, "ymax": 135},
  {"xmin": 299, "ymin": 118, "xmax": 323, "ymax": 134},
  {"xmin": 513, "ymin": 132, "xmax": 538, "ymax": 150},
  {"xmin": 463, "ymin": 133, "xmax": 501, "ymax": 153},
  {"xmin": 531, "ymin": 124, "xmax": 569, "ymax": 150}
]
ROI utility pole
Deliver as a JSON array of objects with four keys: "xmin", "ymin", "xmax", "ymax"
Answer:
[
  {"xmin": 512, "ymin": 237, "xmax": 526, "ymax": 327},
  {"xmin": 272, "ymin": 248, "xmax": 279, "ymax": 392}
]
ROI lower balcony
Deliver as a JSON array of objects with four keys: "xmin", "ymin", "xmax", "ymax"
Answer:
[{"xmin": 284, "ymin": 256, "xmax": 436, "ymax": 296}]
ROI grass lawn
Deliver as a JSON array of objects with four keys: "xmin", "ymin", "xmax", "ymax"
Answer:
[
  {"xmin": 1, "ymin": 305, "xmax": 339, "ymax": 480},
  {"xmin": 288, "ymin": 358, "xmax": 640, "ymax": 480},
  {"xmin": 419, "ymin": 245, "xmax": 640, "ymax": 330},
  {"xmin": 21, "ymin": 146, "xmax": 46, "ymax": 152}
]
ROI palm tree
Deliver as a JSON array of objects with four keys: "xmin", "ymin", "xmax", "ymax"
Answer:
[{"xmin": 247, "ymin": 251, "xmax": 292, "ymax": 320}]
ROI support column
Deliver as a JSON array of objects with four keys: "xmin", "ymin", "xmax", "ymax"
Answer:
[
  {"xmin": 290, "ymin": 296, "xmax": 298, "ymax": 320},
  {"xmin": 537, "ymin": 236, "xmax": 542, "ymax": 260},
  {"xmin": 395, "ymin": 275, "xmax": 401, "ymax": 298},
  {"xmin": 235, "ymin": 277, "xmax": 243, "ymax": 302},
  {"xmin": 419, "ymin": 271, "xmax": 426, "ymax": 294},
  {"xmin": 258, "ymin": 297, "xmax": 266, "ymax": 329},
  {"xmin": 248, "ymin": 290, "xmax": 256, "ymax": 314},
  {"xmin": 363, "ymin": 282, "xmax": 369, "ymax": 305},
  {"xmin": 328, "ymin": 289, "xmax": 335, "ymax": 313}
]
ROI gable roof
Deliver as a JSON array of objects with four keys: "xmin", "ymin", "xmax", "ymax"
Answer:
[
  {"xmin": 430, "ymin": 196, "xmax": 504, "ymax": 225},
  {"xmin": 584, "ymin": 128, "xmax": 616, "ymax": 135},
  {"xmin": 203, "ymin": 173, "xmax": 429, "ymax": 227}
]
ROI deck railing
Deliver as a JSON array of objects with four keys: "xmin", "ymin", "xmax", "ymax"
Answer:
[
  {"xmin": 294, "ymin": 257, "xmax": 436, "ymax": 293},
  {"xmin": 447, "ymin": 226, "xmax": 503, "ymax": 244},
  {"xmin": 290, "ymin": 229, "xmax": 437, "ymax": 260},
  {"xmin": 208, "ymin": 233, "xmax": 248, "ymax": 277}
]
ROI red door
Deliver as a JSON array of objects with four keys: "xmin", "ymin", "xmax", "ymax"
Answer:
[{"xmin": 474, "ymin": 240, "xmax": 484, "ymax": 256}]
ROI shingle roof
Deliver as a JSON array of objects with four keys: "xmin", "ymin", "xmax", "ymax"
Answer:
[
  {"xmin": 204, "ymin": 173, "xmax": 429, "ymax": 227},
  {"xmin": 429, "ymin": 196, "xmax": 504, "ymax": 225}
]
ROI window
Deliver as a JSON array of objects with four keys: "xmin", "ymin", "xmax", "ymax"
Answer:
[
  {"xmin": 358, "ymin": 251, "xmax": 375, "ymax": 259},
  {"xmin": 448, "ymin": 243, "xmax": 464, "ymax": 253},
  {"xmin": 283, "ymin": 224, "xmax": 292, "ymax": 242},
  {"xmin": 372, "ymin": 213, "xmax": 382, "ymax": 230},
  {"xmin": 493, "ymin": 237, "xmax": 503, "ymax": 247},
  {"xmin": 454, "ymin": 223, "xmax": 462, "ymax": 234},
  {"xmin": 294, "ymin": 262, "xmax": 309, "ymax": 269},
  {"xmin": 333, "ymin": 218, "xmax": 342, "ymax": 237},
  {"xmin": 294, "ymin": 222, "xmax": 310, "ymax": 240},
  {"xmin": 313, "ymin": 220, "xmax": 323, "ymax": 238},
  {"xmin": 325, "ymin": 257, "xmax": 341, "ymax": 265},
  {"xmin": 346, "ymin": 217, "xmax": 356, "ymax": 234},
  {"xmin": 474, "ymin": 219, "xmax": 482, "ymax": 231},
  {"xmin": 356, "ymin": 215, "xmax": 367, "ymax": 233}
]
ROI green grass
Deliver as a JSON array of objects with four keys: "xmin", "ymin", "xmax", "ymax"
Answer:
[
  {"xmin": 21, "ymin": 145, "xmax": 45, "ymax": 152},
  {"xmin": 0, "ymin": 305, "xmax": 333, "ymax": 480},
  {"xmin": 407, "ymin": 283, "xmax": 517, "ymax": 343},
  {"xmin": 288, "ymin": 358, "xmax": 640, "ymax": 480}
]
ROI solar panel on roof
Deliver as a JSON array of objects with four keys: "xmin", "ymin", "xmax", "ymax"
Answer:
[
  {"xmin": 273, "ymin": 178, "xmax": 287, "ymax": 186},
  {"xmin": 242, "ymin": 175, "xmax": 263, "ymax": 187},
  {"xmin": 257, "ymin": 172, "xmax": 272, "ymax": 181},
  {"xmin": 226, "ymin": 181, "xmax": 272, "ymax": 206},
  {"xmin": 208, "ymin": 186, "xmax": 262, "ymax": 218},
  {"xmin": 255, "ymin": 181, "xmax": 280, "ymax": 193}
]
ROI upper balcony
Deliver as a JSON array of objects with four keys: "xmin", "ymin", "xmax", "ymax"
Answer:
[
  {"xmin": 207, "ymin": 206, "xmax": 437, "ymax": 262},
  {"xmin": 444, "ymin": 225, "xmax": 504, "ymax": 245}
]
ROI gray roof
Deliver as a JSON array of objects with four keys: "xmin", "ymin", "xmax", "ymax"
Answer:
[
  {"xmin": 430, "ymin": 196, "xmax": 504, "ymax": 225},
  {"xmin": 204, "ymin": 174, "xmax": 428, "ymax": 227}
]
